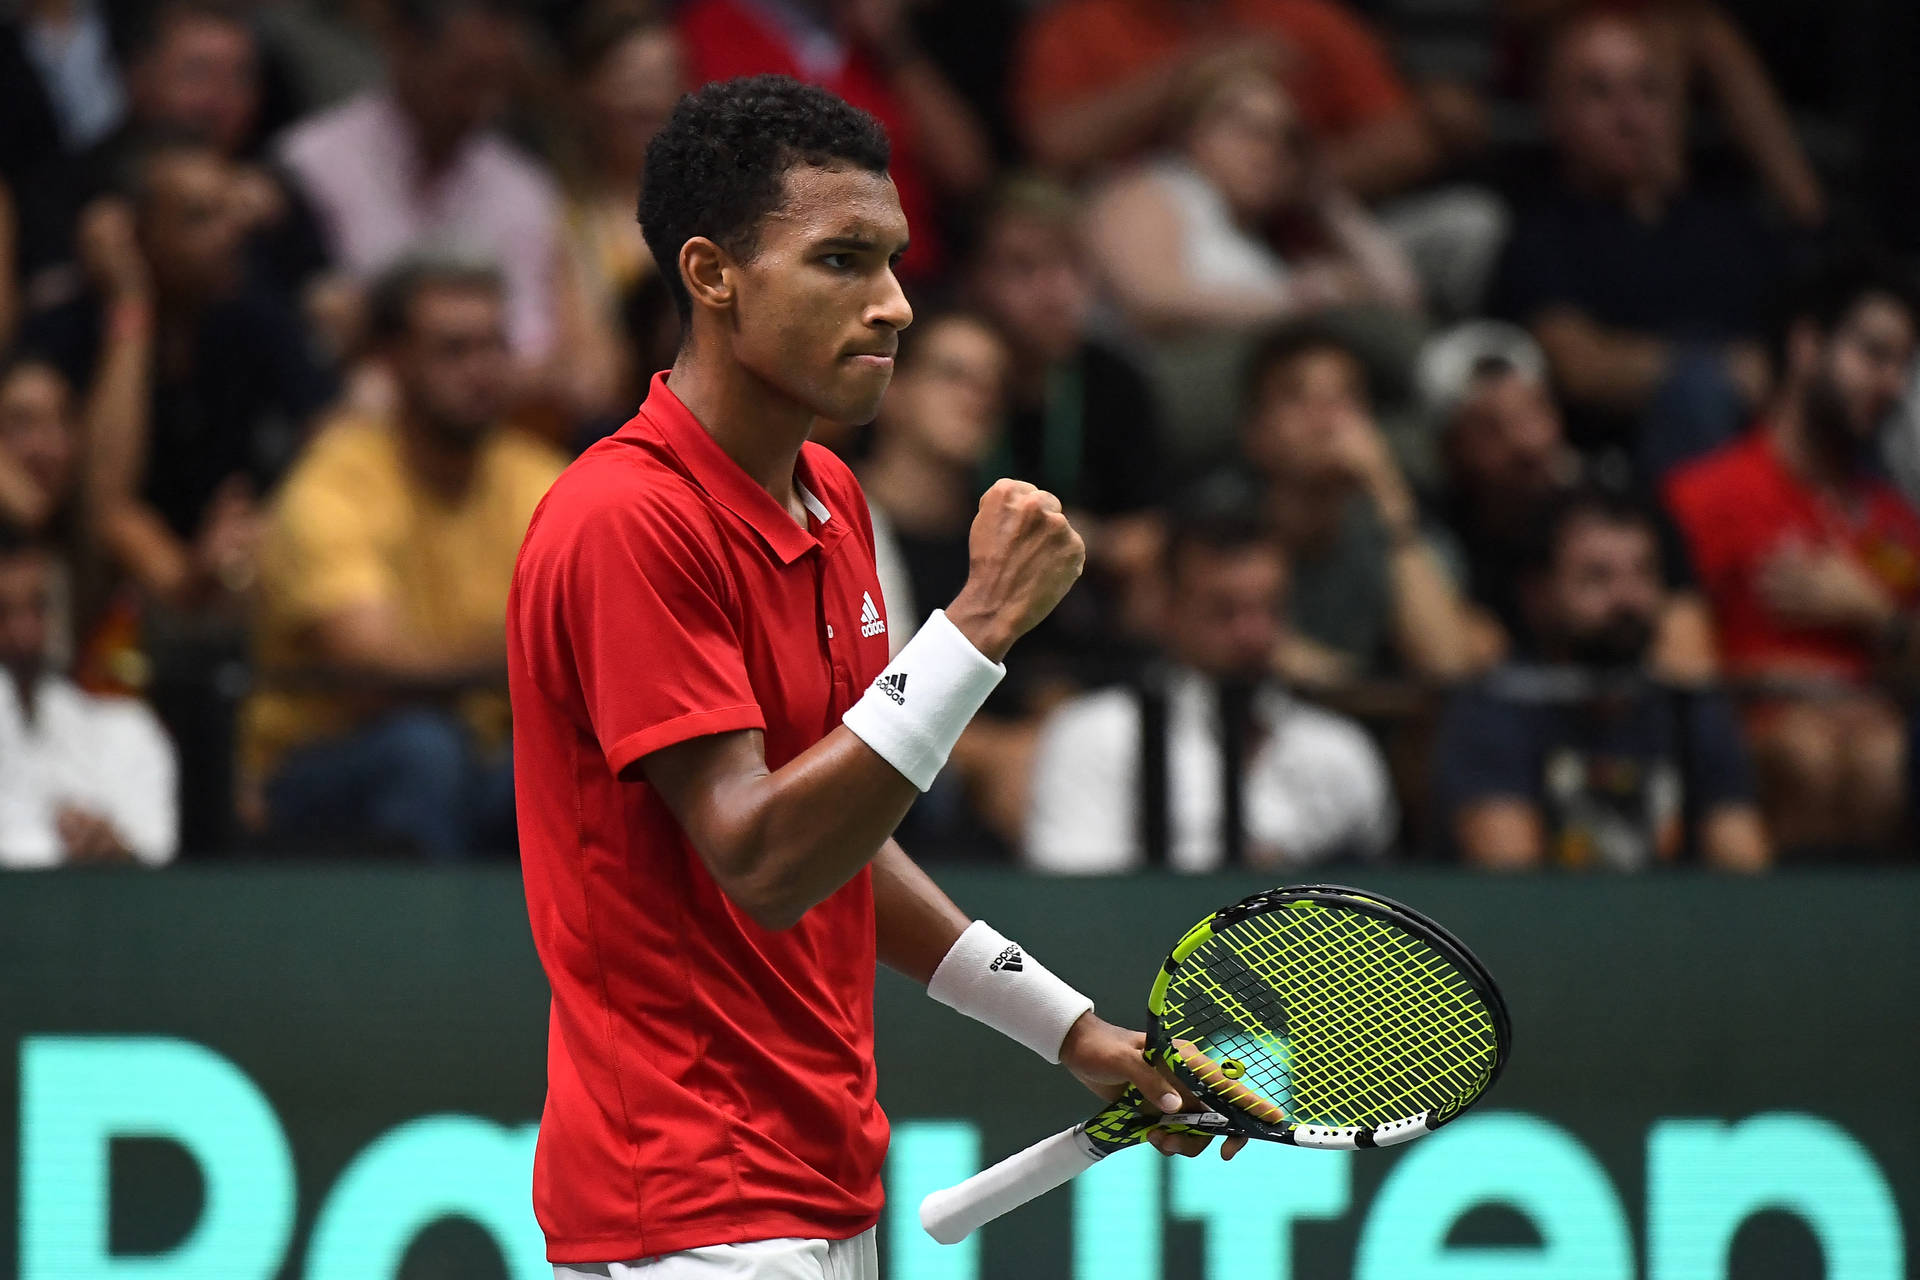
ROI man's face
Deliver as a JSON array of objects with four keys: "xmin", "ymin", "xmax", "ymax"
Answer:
[
  {"xmin": 1449, "ymin": 370, "xmax": 1567, "ymax": 508},
  {"xmin": 133, "ymin": 14, "xmax": 258, "ymax": 154},
  {"xmin": 1547, "ymin": 17, "xmax": 1681, "ymax": 194},
  {"xmin": 139, "ymin": 150, "xmax": 247, "ymax": 301},
  {"xmin": 727, "ymin": 163, "xmax": 913, "ymax": 427},
  {"xmin": 967, "ymin": 213, "xmax": 1089, "ymax": 367},
  {"xmin": 1243, "ymin": 348, "xmax": 1370, "ymax": 484},
  {"xmin": 396, "ymin": 11, "xmax": 523, "ymax": 150},
  {"xmin": 0, "ymin": 364, "xmax": 77, "ymax": 514},
  {"xmin": 1166, "ymin": 544, "xmax": 1287, "ymax": 679},
  {"xmin": 394, "ymin": 286, "xmax": 512, "ymax": 446},
  {"xmin": 1804, "ymin": 295, "xmax": 1918, "ymax": 450},
  {"xmin": 1547, "ymin": 516, "xmax": 1663, "ymax": 667},
  {"xmin": 1186, "ymin": 73, "xmax": 1303, "ymax": 222},
  {"xmin": 880, "ymin": 316, "xmax": 1008, "ymax": 468},
  {"xmin": 0, "ymin": 551, "xmax": 53, "ymax": 680},
  {"xmin": 585, "ymin": 28, "xmax": 685, "ymax": 178}
]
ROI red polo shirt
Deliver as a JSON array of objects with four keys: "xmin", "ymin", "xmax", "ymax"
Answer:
[
  {"xmin": 1665, "ymin": 428, "xmax": 1920, "ymax": 681},
  {"xmin": 508, "ymin": 374, "xmax": 894, "ymax": 1263}
]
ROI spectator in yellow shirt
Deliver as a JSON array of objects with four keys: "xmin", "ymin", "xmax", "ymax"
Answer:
[{"xmin": 243, "ymin": 257, "xmax": 565, "ymax": 857}]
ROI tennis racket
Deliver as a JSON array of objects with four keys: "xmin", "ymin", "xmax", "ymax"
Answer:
[{"xmin": 919, "ymin": 884, "xmax": 1511, "ymax": 1244}]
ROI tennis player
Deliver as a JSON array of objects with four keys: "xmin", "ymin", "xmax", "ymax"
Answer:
[{"xmin": 509, "ymin": 76, "xmax": 1236, "ymax": 1280}]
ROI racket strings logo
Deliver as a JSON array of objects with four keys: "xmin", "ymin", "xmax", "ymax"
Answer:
[
  {"xmin": 859, "ymin": 592, "xmax": 887, "ymax": 638},
  {"xmin": 989, "ymin": 943, "xmax": 1024, "ymax": 973}
]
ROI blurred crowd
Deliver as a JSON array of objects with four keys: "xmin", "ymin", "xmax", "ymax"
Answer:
[{"xmin": 4, "ymin": 0, "xmax": 1920, "ymax": 871}]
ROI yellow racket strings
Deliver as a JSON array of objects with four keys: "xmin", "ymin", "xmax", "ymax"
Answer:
[{"xmin": 1162, "ymin": 906, "xmax": 1500, "ymax": 1128}]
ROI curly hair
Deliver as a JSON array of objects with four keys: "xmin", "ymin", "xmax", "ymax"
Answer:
[{"xmin": 639, "ymin": 75, "xmax": 891, "ymax": 322}]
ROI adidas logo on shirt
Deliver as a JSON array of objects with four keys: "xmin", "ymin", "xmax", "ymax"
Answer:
[
  {"xmin": 876, "ymin": 672, "xmax": 908, "ymax": 704},
  {"xmin": 989, "ymin": 944, "xmax": 1024, "ymax": 973},
  {"xmin": 859, "ymin": 592, "xmax": 887, "ymax": 639}
]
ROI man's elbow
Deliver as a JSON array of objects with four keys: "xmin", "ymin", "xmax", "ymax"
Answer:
[{"xmin": 709, "ymin": 844, "xmax": 818, "ymax": 932}]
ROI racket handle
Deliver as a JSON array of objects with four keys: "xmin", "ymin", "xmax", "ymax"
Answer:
[{"xmin": 919, "ymin": 1124, "xmax": 1102, "ymax": 1245}]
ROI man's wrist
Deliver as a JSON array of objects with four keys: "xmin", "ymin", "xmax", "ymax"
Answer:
[
  {"xmin": 944, "ymin": 596, "xmax": 1016, "ymax": 663},
  {"xmin": 927, "ymin": 920, "xmax": 1095, "ymax": 1063}
]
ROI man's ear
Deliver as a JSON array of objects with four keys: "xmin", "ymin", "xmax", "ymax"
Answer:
[{"xmin": 680, "ymin": 236, "xmax": 734, "ymax": 315}]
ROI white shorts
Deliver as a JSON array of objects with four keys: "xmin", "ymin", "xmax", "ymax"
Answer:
[{"xmin": 554, "ymin": 1228, "xmax": 878, "ymax": 1280}]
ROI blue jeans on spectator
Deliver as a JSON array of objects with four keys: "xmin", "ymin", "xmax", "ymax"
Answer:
[{"xmin": 265, "ymin": 708, "xmax": 516, "ymax": 861}]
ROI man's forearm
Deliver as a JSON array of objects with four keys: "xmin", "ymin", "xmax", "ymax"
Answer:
[
  {"xmin": 1026, "ymin": 65, "xmax": 1183, "ymax": 175},
  {"xmin": 873, "ymin": 839, "xmax": 973, "ymax": 982},
  {"xmin": 644, "ymin": 723, "xmax": 924, "ymax": 931}
]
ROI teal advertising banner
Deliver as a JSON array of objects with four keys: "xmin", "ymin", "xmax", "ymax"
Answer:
[{"xmin": 2, "ymin": 869, "xmax": 1914, "ymax": 1278}]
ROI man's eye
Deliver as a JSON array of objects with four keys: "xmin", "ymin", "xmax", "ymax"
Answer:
[{"xmin": 822, "ymin": 253, "xmax": 854, "ymax": 269}]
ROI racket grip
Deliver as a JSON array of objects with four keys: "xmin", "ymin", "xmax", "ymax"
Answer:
[{"xmin": 919, "ymin": 1125, "xmax": 1102, "ymax": 1245}]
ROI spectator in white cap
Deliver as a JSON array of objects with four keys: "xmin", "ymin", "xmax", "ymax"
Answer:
[{"xmin": 1423, "ymin": 321, "xmax": 1715, "ymax": 678}]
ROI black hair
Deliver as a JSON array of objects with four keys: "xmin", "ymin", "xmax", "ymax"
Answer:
[
  {"xmin": 564, "ymin": 0, "xmax": 667, "ymax": 77},
  {"xmin": 1163, "ymin": 488, "xmax": 1277, "ymax": 580},
  {"xmin": 639, "ymin": 75, "xmax": 891, "ymax": 323},
  {"xmin": 1529, "ymin": 484, "xmax": 1659, "ymax": 579},
  {"xmin": 366, "ymin": 255, "xmax": 505, "ymax": 345},
  {"xmin": 1240, "ymin": 319, "xmax": 1371, "ymax": 416},
  {"xmin": 389, "ymin": 0, "xmax": 525, "ymax": 40},
  {"xmin": 123, "ymin": 0, "xmax": 251, "ymax": 64},
  {"xmin": 954, "ymin": 172, "xmax": 1077, "ymax": 271},
  {"xmin": 1767, "ymin": 247, "xmax": 1920, "ymax": 376}
]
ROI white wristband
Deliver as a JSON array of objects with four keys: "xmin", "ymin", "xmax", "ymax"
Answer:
[
  {"xmin": 927, "ymin": 921, "xmax": 1094, "ymax": 1064},
  {"xmin": 842, "ymin": 609, "xmax": 1005, "ymax": 791}
]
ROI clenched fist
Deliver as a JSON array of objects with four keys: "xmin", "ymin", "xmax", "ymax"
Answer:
[{"xmin": 946, "ymin": 479, "xmax": 1085, "ymax": 661}]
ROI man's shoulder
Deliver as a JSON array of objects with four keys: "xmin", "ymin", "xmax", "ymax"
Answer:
[
  {"xmin": 486, "ymin": 426, "xmax": 569, "ymax": 485},
  {"xmin": 276, "ymin": 92, "xmax": 381, "ymax": 169},
  {"xmin": 1665, "ymin": 432, "xmax": 1770, "ymax": 514},
  {"xmin": 521, "ymin": 424, "xmax": 711, "ymax": 552},
  {"xmin": 1043, "ymin": 684, "xmax": 1141, "ymax": 747},
  {"xmin": 469, "ymin": 132, "xmax": 562, "ymax": 213},
  {"xmin": 1275, "ymin": 696, "xmax": 1381, "ymax": 764}
]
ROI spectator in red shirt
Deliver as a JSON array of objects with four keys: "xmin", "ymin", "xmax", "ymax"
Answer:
[
  {"xmin": 1013, "ymin": 0, "xmax": 1437, "ymax": 199},
  {"xmin": 509, "ymin": 78, "xmax": 1234, "ymax": 1277},
  {"xmin": 675, "ymin": 0, "xmax": 992, "ymax": 279},
  {"xmin": 1665, "ymin": 255, "xmax": 1920, "ymax": 853}
]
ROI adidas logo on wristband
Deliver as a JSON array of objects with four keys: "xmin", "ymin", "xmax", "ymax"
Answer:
[
  {"xmin": 876, "ymin": 672, "xmax": 908, "ymax": 704},
  {"xmin": 989, "ymin": 944, "xmax": 1024, "ymax": 973}
]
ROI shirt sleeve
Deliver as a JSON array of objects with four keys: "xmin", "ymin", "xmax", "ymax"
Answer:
[
  {"xmin": 1286, "ymin": 1, "xmax": 1415, "ymax": 134},
  {"xmin": 1432, "ymin": 684, "xmax": 1539, "ymax": 814},
  {"xmin": 265, "ymin": 452, "xmax": 393, "ymax": 625},
  {"xmin": 559, "ymin": 498, "xmax": 766, "ymax": 777},
  {"xmin": 1012, "ymin": 1, "xmax": 1111, "ymax": 134},
  {"xmin": 1253, "ymin": 710, "xmax": 1398, "ymax": 862},
  {"xmin": 1022, "ymin": 692, "xmax": 1138, "ymax": 873},
  {"xmin": 92, "ymin": 699, "xmax": 179, "ymax": 866},
  {"xmin": 1487, "ymin": 209, "xmax": 1582, "ymax": 327},
  {"xmin": 1681, "ymin": 690, "xmax": 1757, "ymax": 811}
]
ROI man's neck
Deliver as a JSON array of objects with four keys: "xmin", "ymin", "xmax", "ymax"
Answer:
[
  {"xmin": 398, "ymin": 412, "xmax": 483, "ymax": 501},
  {"xmin": 3, "ymin": 666, "xmax": 44, "ymax": 727},
  {"xmin": 1566, "ymin": 161, "xmax": 1675, "ymax": 224},
  {"xmin": 1769, "ymin": 398, "xmax": 1860, "ymax": 495},
  {"xmin": 860, "ymin": 443, "xmax": 972, "ymax": 537},
  {"xmin": 668, "ymin": 346, "xmax": 816, "ymax": 525},
  {"xmin": 392, "ymin": 89, "xmax": 466, "ymax": 178},
  {"xmin": 1263, "ymin": 473, "xmax": 1348, "ymax": 549}
]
